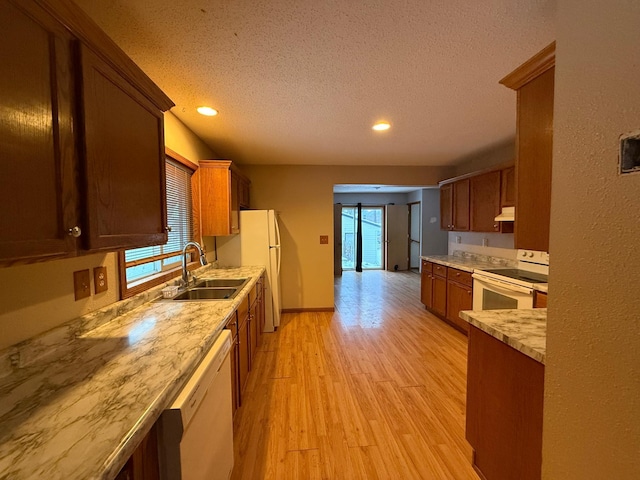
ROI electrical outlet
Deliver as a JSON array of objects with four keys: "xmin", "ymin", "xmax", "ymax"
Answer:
[
  {"xmin": 320, "ymin": 235, "xmax": 329, "ymax": 244},
  {"xmin": 93, "ymin": 266, "xmax": 108, "ymax": 294},
  {"xmin": 482, "ymin": 238, "xmax": 489, "ymax": 247},
  {"xmin": 73, "ymin": 270, "xmax": 91, "ymax": 301},
  {"xmin": 456, "ymin": 235, "xmax": 461, "ymax": 244}
]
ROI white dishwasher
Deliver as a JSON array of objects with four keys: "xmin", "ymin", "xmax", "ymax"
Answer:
[{"xmin": 158, "ymin": 330, "xmax": 234, "ymax": 480}]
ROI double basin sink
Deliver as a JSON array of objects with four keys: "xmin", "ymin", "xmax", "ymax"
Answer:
[{"xmin": 171, "ymin": 278, "xmax": 249, "ymax": 301}]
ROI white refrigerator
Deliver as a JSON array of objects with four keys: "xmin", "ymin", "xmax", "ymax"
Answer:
[{"xmin": 215, "ymin": 210, "xmax": 282, "ymax": 331}]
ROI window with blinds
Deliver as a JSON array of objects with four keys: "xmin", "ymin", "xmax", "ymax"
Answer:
[{"xmin": 124, "ymin": 158, "xmax": 194, "ymax": 285}]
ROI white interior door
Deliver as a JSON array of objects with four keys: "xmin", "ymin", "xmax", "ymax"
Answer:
[{"xmin": 385, "ymin": 204, "xmax": 409, "ymax": 271}]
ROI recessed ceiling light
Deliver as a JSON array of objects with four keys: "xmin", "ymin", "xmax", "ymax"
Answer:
[
  {"xmin": 372, "ymin": 121, "xmax": 391, "ymax": 131},
  {"xmin": 197, "ymin": 106, "xmax": 218, "ymax": 116}
]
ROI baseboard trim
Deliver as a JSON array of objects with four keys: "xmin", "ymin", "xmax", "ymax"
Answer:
[{"xmin": 281, "ymin": 307, "xmax": 335, "ymax": 313}]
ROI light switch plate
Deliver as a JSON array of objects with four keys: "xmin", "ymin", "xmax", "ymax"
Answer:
[
  {"xmin": 74, "ymin": 270, "xmax": 91, "ymax": 301},
  {"xmin": 93, "ymin": 266, "xmax": 108, "ymax": 294}
]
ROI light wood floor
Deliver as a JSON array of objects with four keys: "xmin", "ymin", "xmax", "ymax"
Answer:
[{"xmin": 231, "ymin": 270, "xmax": 479, "ymax": 479}]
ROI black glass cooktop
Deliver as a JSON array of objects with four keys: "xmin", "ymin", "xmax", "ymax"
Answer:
[{"xmin": 482, "ymin": 268, "xmax": 548, "ymax": 284}]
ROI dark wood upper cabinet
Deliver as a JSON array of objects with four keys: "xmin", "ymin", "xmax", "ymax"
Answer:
[
  {"xmin": 0, "ymin": 1, "xmax": 78, "ymax": 262},
  {"xmin": 440, "ymin": 183, "xmax": 453, "ymax": 230},
  {"xmin": 501, "ymin": 43, "xmax": 555, "ymax": 253},
  {"xmin": 470, "ymin": 171, "xmax": 501, "ymax": 232},
  {"xmin": 440, "ymin": 180, "xmax": 469, "ymax": 232},
  {"xmin": 196, "ymin": 161, "xmax": 250, "ymax": 236},
  {"xmin": 453, "ymin": 179, "xmax": 470, "ymax": 231},
  {"xmin": 0, "ymin": 0, "xmax": 174, "ymax": 265},
  {"xmin": 501, "ymin": 166, "xmax": 516, "ymax": 207},
  {"xmin": 79, "ymin": 45, "xmax": 167, "ymax": 251}
]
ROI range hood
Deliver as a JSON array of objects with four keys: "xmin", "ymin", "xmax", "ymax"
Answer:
[{"xmin": 494, "ymin": 206, "xmax": 515, "ymax": 222}]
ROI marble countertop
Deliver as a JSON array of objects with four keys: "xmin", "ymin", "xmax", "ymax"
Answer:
[
  {"xmin": 421, "ymin": 254, "xmax": 515, "ymax": 273},
  {"xmin": 0, "ymin": 266, "xmax": 265, "ymax": 480},
  {"xmin": 534, "ymin": 284, "xmax": 548, "ymax": 293},
  {"xmin": 459, "ymin": 309, "xmax": 547, "ymax": 364}
]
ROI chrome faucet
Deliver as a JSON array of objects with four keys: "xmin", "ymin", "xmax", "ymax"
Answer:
[{"xmin": 181, "ymin": 241, "xmax": 208, "ymax": 287}]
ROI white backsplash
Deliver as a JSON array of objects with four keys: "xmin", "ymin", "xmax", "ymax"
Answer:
[{"xmin": 448, "ymin": 232, "xmax": 517, "ymax": 260}]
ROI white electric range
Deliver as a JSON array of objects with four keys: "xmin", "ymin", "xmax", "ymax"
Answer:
[{"xmin": 472, "ymin": 250, "xmax": 549, "ymax": 310}]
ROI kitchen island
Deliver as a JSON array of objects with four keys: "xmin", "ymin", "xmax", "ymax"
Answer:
[
  {"xmin": 460, "ymin": 308, "xmax": 546, "ymax": 480},
  {"xmin": 0, "ymin": 266, "xmax": 264, "ymax": 480}
]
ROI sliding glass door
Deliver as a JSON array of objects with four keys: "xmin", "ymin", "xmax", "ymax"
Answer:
[{"xmin": 341, "ymin": 206, "xmax": 384, "ymax": 270}]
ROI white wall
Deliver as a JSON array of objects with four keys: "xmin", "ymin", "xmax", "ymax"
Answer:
[{"xmin": 543, "ymin": 1, "xmax": 640, "ymax": 478}]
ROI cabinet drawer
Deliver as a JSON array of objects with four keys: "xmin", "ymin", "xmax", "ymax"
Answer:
[
  {"xmin": 421, "ymin": 259, "xmax": 433, "ymax": 273},
  {"xmin": 447, "ymin": 267, "xmax": 473, "ymax": 287},
  {"xmin": 433, "ymin": 263, "xmax": 447, "ymax": 278}
]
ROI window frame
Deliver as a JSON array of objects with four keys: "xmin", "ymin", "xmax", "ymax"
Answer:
[{"xmin": 118, "ymin": 147, "xmax": 200, "ymax": 299}]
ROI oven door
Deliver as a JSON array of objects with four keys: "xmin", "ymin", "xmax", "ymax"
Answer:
[{"xmin": 472, "ymin": 274, "xmax": 534, "ymax": 310}]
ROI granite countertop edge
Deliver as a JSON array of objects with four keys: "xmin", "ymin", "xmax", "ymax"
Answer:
[
  {"xmin": 0, "ymin": 265, "xmax": 266, "ymax": 480},
  {"xmin": 459, "ymin": 309, "xmax": 547, "ymax": 365}
]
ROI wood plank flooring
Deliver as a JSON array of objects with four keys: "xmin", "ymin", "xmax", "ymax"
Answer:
[{"xmin": 231, "ymin": 270, "xmax": 479, "ymax": 479}]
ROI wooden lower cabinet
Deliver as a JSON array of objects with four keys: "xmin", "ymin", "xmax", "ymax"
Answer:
[
  {"xmin": 225, "ymin": 313, "xmax": 239, "ymax": 415},
  {"xmin": 466, "ymin": 326, "xmax": 544, "ymax": 480},
  {"xmin": 115, "ymin": 425, "xmax": 160, "ymax": 480},
  {"xmin": 534, "ymin": 291, "xmax": 547, "ymax": 308},
  {"xmin": 249, "ymin": 295, "xmax": 258, "ymax": 369},
  {"xmin": 446, "ymin": 280, "xmax": 472, "ymax": 334},
  {"xmin": 237, "ymin": 310, "xmax": 250, "ymax": 401},
  {"xmin": 421, "ymin": 262, "xmax": 473, "ymax": 335},
  {"xmin": 420, "ymin": 260, "xmax": 433, "ymax": 307},
  {"xmin": 432, "ymin": 275, "xmax": 447, "ymax": 317}
]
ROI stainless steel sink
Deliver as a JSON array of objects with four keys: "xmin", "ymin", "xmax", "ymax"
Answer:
[
  {"xmin": 194, "ymin": 278, "xmax": 248, "ymax": 288},
  {"xmin": 172, "ymin": 287, "xmax": 239, "ymax": 301}
]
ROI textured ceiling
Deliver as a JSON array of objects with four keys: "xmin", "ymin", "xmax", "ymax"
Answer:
[{"xmin": 74, "ymin": 0, "xmax": 555, "ymax": 166}]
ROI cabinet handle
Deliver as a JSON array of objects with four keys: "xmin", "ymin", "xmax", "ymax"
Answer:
[
  {"xmin": 456, "ymin": 272, "xmax": 460, "ymax": 277},
  {"xmin": 165, "ymin": 226, "xmax": 172, "ymax": 232},
  {"xmin": 68, "ymin": 226, "xmax": 82, "ymax": 238},
  {"xmin": 494, "ymin": 224, "xmax": 498, "ymax": 229},
  {"xmin": 467, "ymin": 290, "xmax": 472, "ymax": 295}
]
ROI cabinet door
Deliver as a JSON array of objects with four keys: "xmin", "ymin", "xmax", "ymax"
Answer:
[
  {"xmin": 440, "ymin": 184, "xmax": 453, "ymax": 230},
  {"xmin": 238, "ymin": 316, "xmax": 250, "ymax": 402},
  {"xmin": 420, "ymin": 261, "xmax": 433, "ymax": 307},
  {"xmin": 515, "ymin": 68, "xmax": 554, "ymax": 252},
  {"xmin": 249, "ymin": 301, "xmax": 258, "ymax": 367},
  {"xmin": 432, "ymin": 275, "xmax": 447, "ymax": 317},
  {"xmin": 452, "ymin": 179, "xmax": 470, "ymax": 231},
  {"xmin": 446, "ymin": 280, "xmax": 472, "ymax": 334},
  {"xmin": 0, "ymin": 2, "xmax": 78, "ymax": 262},
  {"xmin": 229, "ymin": 336, "xmax": 239, "ymax": 415},
  {"xmin": 470, "ymin": 171, "xmax": 501, "ymax": 232},
  {"xmin": 501, "ymin": 167, "xmax": 516, "ymax": 207},
  {"xmin": 79, "ymin": 45, "xmax": 167, "ymax": 251}
]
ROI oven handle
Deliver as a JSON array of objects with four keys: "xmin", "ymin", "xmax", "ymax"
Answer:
[{"xmin": 472, "ymin": 273, "xmax": 533, "ymax": 295}]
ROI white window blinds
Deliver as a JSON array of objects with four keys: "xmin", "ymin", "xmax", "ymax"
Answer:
[{"xmin": 124, "ymin": 158, "xmax": 193, "ymax": 284}]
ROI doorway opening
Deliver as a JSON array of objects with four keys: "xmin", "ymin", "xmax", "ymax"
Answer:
[
  {"xmin": 409, "ymin": 202, "xmax": 421, "ymax": 272},
  {"xmin": 341, "ymin": 206, "xmax": 384, "ymax": 270}
]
